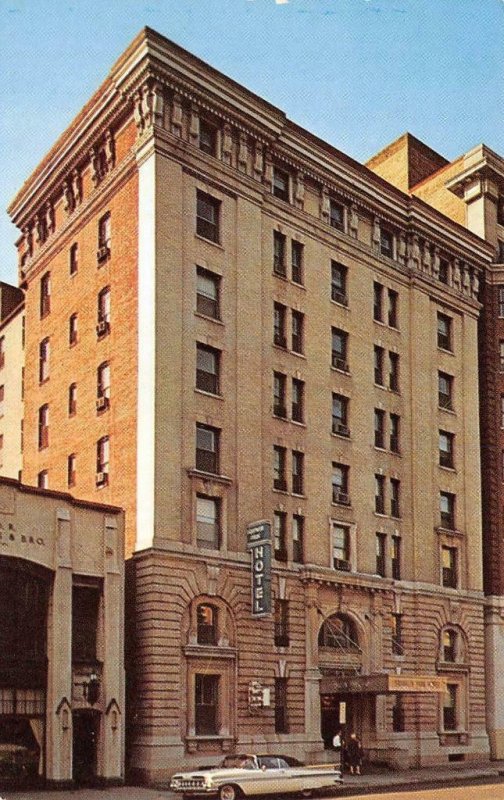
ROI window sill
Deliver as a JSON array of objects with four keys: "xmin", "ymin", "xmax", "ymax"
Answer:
[
  {"xmin": 439, "ymin": 464, "xmax": 456, "ymax": 473},
  {"xmin": 438, "ymin": 405, "xmax": 456, "ymax": 415},
  {"xmin": 188, "ymin": 468, "xmax": 232, "ymax": 485},
  {"xmin": 438, "ymin": 346, "xmax": 454, "ymax": 356},
  {"xmin": 273, "ymin": 270, "xmax": 288, "ymax": 281},
  {"xmin": 184, "ymin": 644, "xmax": 237, "ymax": 660},
  {"xmin": 195, "ymin": 388, "xmax": 224, "ymax": 400},
  {"xmin": 438, "ymin": 731, "xmax": 469, "ymax": 746},
  {"xmin": 69, "ymin": 340, "xmax": 78, "ymax": 348},
  {"xmin": 331, "ymin": 366, "xmax": 350, "ymax": 375},
  {"xmin": 436, "ymin": 525, "xmax": 464, "ymax": 538},
  {"xmin": 436, "ymin": 660, "xmax": 469, "ymax": 674},
  {"xmin": 291, "ymin": 492, "xmax": 306, "ymax": 499},
  {"xmin": 194, "ymin": 311, "xmax": 224, "ymax": 325},
  {"xmin": 330, "ymin": 298, "xmax": 349, "ymax": 310},
  {"xmin": 195, "ymin": 234, "xmax": 224, "ymax": 250},
  {"xmin": 290, "ymin": 419, "xmax": 306, "ymax": 428}
]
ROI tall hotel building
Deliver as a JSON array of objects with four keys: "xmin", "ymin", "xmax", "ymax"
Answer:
[{"xmin": 8, "ymin": 28, "xmax": 494, "ymax": 781}]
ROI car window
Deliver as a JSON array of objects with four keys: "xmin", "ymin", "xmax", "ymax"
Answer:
[
  {"xmin": 277, "ymin": 758, "xmax": 290, "ymax": 768},
  {"xmin": 258, "ymin": 756, "xmax": 279, "ymax": 769}
]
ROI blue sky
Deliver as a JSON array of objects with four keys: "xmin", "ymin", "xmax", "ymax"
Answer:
[{"xmin": 1, "ymin": 0, "xmax": 503, "ymax": 284}]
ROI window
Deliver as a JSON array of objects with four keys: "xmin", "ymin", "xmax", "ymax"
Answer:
[
  {"xmin": 390, "ymin": 414, "xmax": 400, "ymax": 453},
  {"xmin": 292, "ymin": 515, "xmax": 304, "ymax": 563},
  {"xmin": 72, "ymin": 584, "xmax": 100, "ymax": 662},
  {"xmin": 37, "ymin": 470, "xmax": 48, "ymax": 489},
  {"xmin": 441, "ymin": 545, "xmax": 457, "ymax": 588},
  {"xmin": 392, "ymin": 694, "xmax": 405, "ymax": 732},
  {"xmin": 332, "ymin": 523, "xmax": 350, "ymax": 569},
  {"xmin": 67, "ymin": 313, "xmax": 78, "ymax": 346},
  {"xmin": 291, "ymin": 241, "xmax": 303, "ymax": 284},
  {"xmin": 376, "ymin": 533, "xmax": 386, "ymax": 577},
  {"xmin": 501, "ymin": 395, "xmax": 504, "ymax": 429},
  {"xmin": 498, "ymin": 240, "xmax": 504, "ymax": 264},
  {"xmin": 273, "ymin": 511, "xmax": 287, "ymax": 561},
  {"xmin": 443, "ymin": 684, "xmax": 457, "ymax": 731},
  {"xmin": 291, "ymin": 311, "xmax": 304, "ymax": 354},
  {"xmin": 380, "ymin": 227, "xmax": 393, "ymax": 258},
  {"xmin": 0, "ymin": 336, "xmax": 4, "ymax": 369},
  {"xmin": 332, "ymin": 463, "xmax": 350, "ymax": 505},
  {"xmin": 196, "ymin": 344, "xmax": 220, "ymax": 394},
  {"xmin": 275, "ymin": 677, "xmax": 288, "ymax": 733},
  {"xmin": 392, "ymin": 614, "xmax": 403, "ymax": 655},
  {"xmin": 439, "ymin": 430, "xmax": 454, "ymax": 468},
  {"xmin": 438, "ymin": 372, "xmax": 453, "ymax": 410},
  {"xmin": 273, "ymin": 445, "xmax": 287, "ymax": 491},
  {"xmin": 332, "ymin": 328, "xmax": 348, "ymax": 371},
  {"xmin": 331, "ymin": 261, "xmax": 347, "ymax": 305},
  {"xmin": 374, "ymin": 409, "xmax": 385, "ymax": 448},
  {"xmin": 96, "ymin": 435, "xmax": 110, "ymax": 485},
  {"xmin": 0, "ymin": 385, "xmax": 3, "ymax": 416},
  {"xmin": 392, "ymin": 536, "xmax": 401, "ymax": 580},
  {"xmin": 390, "ymin": 478, "xmax": 401, "ymax": 518},
  {"xmin": 273, "ymin": 303, "xmax": 287, "ymax": 348},
  {"xmin": 437, "ymin": 313, "xmax": 452, "ymax": 351},
  {"xmin": 439, "ymin": 258, "xmax": 449, "ymax": 285},
  {"xmin": 500, "ymin": 340, "xmax": 504, "ymax": 372},
  {"xmin": 39, "ymin": 338, "xmax": 50, "ymax": 382},
  {"xmin": 329, "ymin": 199, "xmax": 344, "ymax": 230},
  {"xmin": 96, "ymin": 362, "xmax": 111, "ymax": 411},
  {"xmin": 69, "ymin": 242, "xmax": 79, "ymax": 275},
  {"xmin": 273, "ymin": 230, "xmax": 286, "ymax": 277},
  {"xmin": 67, "ymin": 453, "xmax": 76, "ymax": 488},
  {"xmin": 389, "ymin": 352, "xmax": 399, "ymax": 392},
  {"xmin": 274, "ymin": 599, "xmax": 289, "ymax": 646},
  {"xmin": 38, "ymin": 404, "xmax": 49, "ymax": 449},
  {"xmin": 443, "ymin": 629, "xmax": 457, "ymax": 663},
  {"xmin": 196, "ymin": 191, "xmax": 220, "ymax": 243},
  {"xmin": 68, "ymin": 383, "xmax": 77, "ymax": 416},
  {"xmin": 97, "ymin": 286, "xmax": 111, "ymax": 337},
  {"xmin": 373, "ymin": 282, "xmax": 384, "ymax": 322},
  {"xmin": 273, "ymin": 167, "xmax": 289, "ymax": 202},
  {"xmin": 318, "ymin": 613, "xmax": 357, "ymax": 649},
  {"xmin": 196, "ymin": 424, "xmax": 220, "ymax": 474},
  {"xmin": 273, "ymin": 372, "xmax": 287, "ymax": 418},
  {"xmin": 292, "ymin": 450, "xmax": 304, "ymax": 494},
  {"xmin": 375, "ymin": 474, "xmax": 385, "ymax": 514},
  {"xmin": 291, "ymin": 378, "xmax": 304, "ymax": 423},
  {"xmin": 40, "ymin": 272, "xmax": 51, "ymax": 318},
  {"xmin": 332, "ymin": 393, "xmax": 349, "ymax": 437},
  {"xmin": 440, "ymin": 492, "xmax": 455, "ymax": 530},
  {"xmin": 97, "ymin": 212, "xmax": 111, "ymax": 262},
  {"xmin": 374, "ymin": 345, "xmax": 384, "ymax": 385},
  {"xmin": 195, "ymin": 674, "xmax": 219, "ymax": 735},
  {"xmin": 498, "ymin": 287, "xmax": 504, "ymax": 318},
  {"xmin": 196, "ymin": 496, "xmax": 221, "ymax": 549},
  {"xmin": 388, "ymin": 289, "xmax": 398, "ymax": 328},
  {"xmin": 196, "ymin": 267, "xmax": 220, "ymax": 319},
  {"xmin": 199, "ymin": 120, "xmax": 217, "ymax": 156},
  {"xmin": 197, "ymin": 603, "xmax": 218, "ymax": 644}
]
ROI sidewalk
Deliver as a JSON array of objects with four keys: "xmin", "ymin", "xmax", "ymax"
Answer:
[{"xmin": 3, "ymin": 761, "xmax": 504, "ymax": 799}]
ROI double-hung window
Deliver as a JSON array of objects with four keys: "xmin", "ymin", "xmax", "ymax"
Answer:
[
  {"xmin": 196, "ymin": 344, "xmax": 220, "ymax": 394},
  {"xmin": 331, "ymin": 261, "xmax": 347, "ymax": 305},
  {"xmin": 196, "ymin": 191, "xmax": 220, "ymax": 243},
  {"xmin": 332, "ymin": 328, "xmax": 348, "ymax": 371},
  {"xmin": 196, "ymin": 424, "xmax": 220, "ymax": 474}
]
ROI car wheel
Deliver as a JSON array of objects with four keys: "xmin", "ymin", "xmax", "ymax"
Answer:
[{"xmin": 218, "ymin": 784, "xmax": 240, "ymax": 800}]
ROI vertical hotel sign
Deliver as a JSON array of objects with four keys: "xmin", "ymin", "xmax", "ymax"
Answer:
[{"xmin": 246, "ymin": 520, "xmax": 272, "ymax": 617}]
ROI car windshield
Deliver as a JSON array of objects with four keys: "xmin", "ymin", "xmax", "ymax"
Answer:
[{"xmin": 221, "ymin": 755, "xmax": 256, "ymax": 769}]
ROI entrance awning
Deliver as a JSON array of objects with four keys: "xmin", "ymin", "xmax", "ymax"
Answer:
[{"xmin": 320, "ymin": 673, "xmax": 447, "ymax": 695}]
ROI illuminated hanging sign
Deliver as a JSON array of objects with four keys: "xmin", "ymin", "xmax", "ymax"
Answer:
[{"xmin": 246, "ymin": 520, "xmax": 272, "ymax": 617}]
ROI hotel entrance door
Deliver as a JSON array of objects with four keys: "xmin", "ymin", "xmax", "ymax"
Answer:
[
  {"xmin": 72, "ymin": 710, "xmax": 98, "ymax": 785},
  {"xmin": 320, "ymin": 693, "xmax": 358, "ymax": 749}
]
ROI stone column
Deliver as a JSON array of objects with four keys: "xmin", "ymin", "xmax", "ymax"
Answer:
[
  {"xmin": 304, "ymin": 583, "xmax": 322, "ymax": 742},
  {"xmin": 485, "ymin": 597, "xmax": 504, "ymax": 758},
  {"xmin": 46, "ymin": 508, "xmax": 73, "ymax": 785}
]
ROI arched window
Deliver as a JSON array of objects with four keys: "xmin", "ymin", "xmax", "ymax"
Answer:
[
  {"xmin": 318, "ymin": 613, "xmax": 359, "ymax": 651},
  {"xmin": 442, "ymin": 629, "xmax": 457, "ymax": 662},
  {"xmin": 197, "ymin": 603, "xmax": 218, "ymax": 645}
]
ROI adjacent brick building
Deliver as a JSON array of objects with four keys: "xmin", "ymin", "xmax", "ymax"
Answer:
[
  {"xmin": 0, "ymin": 282, "xmax": 24, "ymax": 479},
  {"xmin": 7, "ymin": 29, "xmax": 495, "ymax": 781}
]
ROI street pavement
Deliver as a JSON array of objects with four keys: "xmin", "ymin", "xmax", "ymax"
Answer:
[{"xmin": 2, "ymin": 760, "xmax": 504, "ymax": 800}]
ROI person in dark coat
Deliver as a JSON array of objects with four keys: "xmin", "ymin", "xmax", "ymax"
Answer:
[{"xmin": 345, "ymin": 732, "xmax": 363, "ymax": 775}]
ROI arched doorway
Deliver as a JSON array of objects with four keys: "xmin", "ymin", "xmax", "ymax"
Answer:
[{"xmin": 317, "ymin": 613, "xmax": 362, "ymax": 749}]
